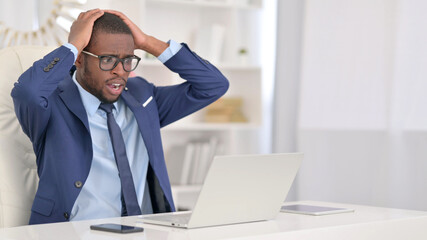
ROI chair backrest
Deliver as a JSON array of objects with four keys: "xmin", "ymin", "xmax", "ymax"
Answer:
[{"xmin": 0, "ymin": 46, "xmax": 55, "ymax": 228}]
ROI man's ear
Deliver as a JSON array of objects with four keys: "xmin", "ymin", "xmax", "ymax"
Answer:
[{"xmin": 75, "ymin": 52, "xmax": 83, "ymax": 68}]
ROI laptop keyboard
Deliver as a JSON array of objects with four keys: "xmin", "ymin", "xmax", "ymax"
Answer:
[{"xmin": 148, "ymin": 212, "xmax": 192, "ymax": 224}]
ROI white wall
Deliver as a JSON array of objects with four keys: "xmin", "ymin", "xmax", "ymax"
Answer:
[
  {"xmin": 290, "ymin": 0, "xmax": 427, "ymax": 211},
  {"xmin": 0, "ymin": 0, "xmax": 38, "ymax": 31},
  {"xmin": 273, "ymin": 0, "xmax": 304, "ymax": 201}
]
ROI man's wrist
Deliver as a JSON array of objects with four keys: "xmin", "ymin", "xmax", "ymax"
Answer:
[
  {"xmin": 139, "ymin": 35, "xmax": 170, "ymax": 57},
  {"xmin": 63, "ymin": 43, "xmax": 78, "ymax": 63},
  {"xmin": 157, "ymin": 40, "xmax": 182, "ymax": 63}
]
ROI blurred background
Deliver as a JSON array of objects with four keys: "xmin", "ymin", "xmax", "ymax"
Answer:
[{"xmin": 1, "ymin": 0, "xmax": 427, "ymax": 212}]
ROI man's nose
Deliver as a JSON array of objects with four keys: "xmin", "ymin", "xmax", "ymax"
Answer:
[{"xmin": 111, "ymin": 61, "xmax": 126, "ymax": 75}]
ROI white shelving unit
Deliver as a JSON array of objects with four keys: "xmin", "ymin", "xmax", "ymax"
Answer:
[
  {"xmin": 131, "ymin": 0, "xmax": 267, "ymax": 210},
  {"xmin": 146, "ymin": 0, "xmax": 262, "ymax": 9}
]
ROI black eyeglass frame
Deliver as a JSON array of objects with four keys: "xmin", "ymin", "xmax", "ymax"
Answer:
[{"xmin": 81, "ymin": 50, "xmax": 141, "ymax": 72}]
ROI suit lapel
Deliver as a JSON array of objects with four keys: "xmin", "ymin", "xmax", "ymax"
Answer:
[
  {"xmin": 121, "ymin": 92, "xmax": 174, "ymax": 212},
  {"xmin": 58, "ymin": 77, "xmax": 90, "ymax": 132},
  {"xmin": 120, "ymin": 91, "xmax": 154, "ymax": 161},
  {"xmin": 58, "ymin": 78, "xmax": 154, "ymax": 159}
]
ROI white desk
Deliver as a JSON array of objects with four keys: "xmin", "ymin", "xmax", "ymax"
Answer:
[{"xmin": 1, "ymin": 201, "xmax": 427, "ymax": 240}]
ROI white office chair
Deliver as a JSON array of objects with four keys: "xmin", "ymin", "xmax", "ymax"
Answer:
[{"xmin": 0, "ymin": 46, "xmax": 55, "ymax": 228}]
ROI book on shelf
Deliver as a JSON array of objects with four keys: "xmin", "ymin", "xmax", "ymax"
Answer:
[
  {"xmin": 188, "ymin": 142, "xmax": 201, "ymax": 185},
  {"xmin": 164, "ymin": 145, "xmax": 188, "ymax": 185},
  {"xmin": 181, "ymin": 143, "xmax": 196, "ymax": 185},
  {"xmin": 204, "ymin": 97, "xmax": 247, "ymax": 123},
  {"xmin": 195, "ymin": 138, "xmax": 218, "ymax": 184},
  {"xmin": 194, "ymin": 24, "xmax": 225, "ymax": 64},
  {"xmin": 165, "ymin": 137, "xmax": 219, "ymax": 185}
]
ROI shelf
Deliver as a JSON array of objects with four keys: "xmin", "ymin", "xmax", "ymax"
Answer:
[
  {"xmin": 146, "ymin": 0, "xmax": 262, "ymax": 9},
  {"xmin": 162, "ymin": 122, "xmax": 260, "ymax": 131},
  {"xmin": 139, "ymin": 0, "xmax": 267, "ymax": 210},
  {"xmin": 141, "ymin": 59, "xmax": 261, "ymax": 71},
  {"xmin": 142, "ymin": 0, "xmax": 267, "ymax": 198},
  {"xmin": 171, "ymin": 185, "xmax": 202, "ymax": 210},
  {"xmin": 217, "ymin": 64, "xmax": 261, "ymax": 71},
  {"xmin": 171, "ymin": 185, "xmax": 203, "ymax": 193}
]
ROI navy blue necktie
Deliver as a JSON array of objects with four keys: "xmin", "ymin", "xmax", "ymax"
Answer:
[{"xmin": 99, "ymin": 103, "xmax": 142, "ymax": 216}]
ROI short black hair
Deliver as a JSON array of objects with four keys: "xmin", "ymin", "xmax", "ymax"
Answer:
[{"xmin": 85, "ymin": 12, "xmax": 133, "ymax": 51}]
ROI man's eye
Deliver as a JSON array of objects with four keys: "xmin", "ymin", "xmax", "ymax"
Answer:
[
  {"xmin": 124, "ymin": 58, "xmax": 132, "ymax": 64},
  {"xmin": 101, "ymin": 57, "xmax": 115, "ymax": 64}
]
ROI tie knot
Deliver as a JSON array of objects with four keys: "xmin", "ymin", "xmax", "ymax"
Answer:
[{"xmin": 99, "ymin": 103, "xmax": 113, "ymax": 114}]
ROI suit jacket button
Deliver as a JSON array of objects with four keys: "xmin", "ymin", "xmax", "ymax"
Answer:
[
  {"xmin": 64, "ymin": 212, "xmax": 69, "ymax": 220},
  {"xmin": 74, "ymin": 181, "xmax": 83, "ymax": 188},
  {"xmin": 43, "ymin": 67, "xmax": 50, "ymax": 72},
  {"xmin": 54, "ymin": 57, "xmax": 60, "ymax": 62},
  {"xmin": 51, "ymin": 60, "xmax": 57, "ymax": 65},
  {"xmin": 48, "ymin": 64, "xmax": 54, "ymax": 69}
]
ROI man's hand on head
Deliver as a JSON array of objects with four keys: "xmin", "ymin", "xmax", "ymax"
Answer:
[
  {"xmin": 68, "ymin": 9, "xmax": 104, "ymax": 54},
  {"xmin": 104, "ymin": 9, "xmax": 169, "ymax": 57},
  {"xmin": 103, "ymin": 10, "xmax": 148, "ymax": 50}
]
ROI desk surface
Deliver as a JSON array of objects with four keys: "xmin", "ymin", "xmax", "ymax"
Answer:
[{"xmin": 1, "ymin": 201, "xmax": 427, "ymax": 240}]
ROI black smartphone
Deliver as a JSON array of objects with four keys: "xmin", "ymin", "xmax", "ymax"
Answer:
[{"xmin": 90, "ymin": 223, "xmax": 144, "ymax": 234}]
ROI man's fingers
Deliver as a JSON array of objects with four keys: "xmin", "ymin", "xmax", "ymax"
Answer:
[
  {"xmin": 88, "ymin": 10, "xmax": 104, "ymax": 22},
  {"xmin": 80, "ymin": 9, "xmax": 104, "ymax": 20},
  {"xmin": 68, "ymin": 9, "xmax": 104, "ymax": 53},
  {"xmin": 102, "ymin": 9, "xmax": 148, "ymax": 50},
  {"xmin": 76, "ymin": 9, "xmax": 103, "ymax": 21},
  {"xmin": 104, "ymin": 10, "xmax": 131, "ymax": 23}
]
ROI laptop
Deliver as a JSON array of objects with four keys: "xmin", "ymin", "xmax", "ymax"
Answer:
[{"xmin": 139, "ymin": 153, "xmax": 302, "ymax": 228}]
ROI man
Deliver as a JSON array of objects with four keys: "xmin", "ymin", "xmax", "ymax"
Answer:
[{"xmin": 11, "ymin": 9, "xmax": 228, "ymax": 224}]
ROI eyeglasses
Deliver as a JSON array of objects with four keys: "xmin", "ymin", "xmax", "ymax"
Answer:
[{"xmin": 82, "ymin": 51, "xmax": 141, "ymax": 72}]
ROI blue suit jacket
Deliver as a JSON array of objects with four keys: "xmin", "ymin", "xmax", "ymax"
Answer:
[{"xmin": 11, "ymin": 44, "xmax": 228, "ymax": 225}]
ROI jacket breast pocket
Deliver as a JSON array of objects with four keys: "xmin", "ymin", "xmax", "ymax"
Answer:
[
  {"xmin": 31, "ymin": 195, "xmax": 55, "ymax": 217},
  {"xmin": 142, "ymin": 96, "xmax": 159, "ymax": 115},
  {"xmin": 142, "ymin": 96, "xmax": 153, "ymax": 108}
]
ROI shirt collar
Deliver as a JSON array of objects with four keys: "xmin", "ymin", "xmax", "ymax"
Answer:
[{"xmin": 72, "ymin": 71, "xmax": 119, "ymax": 117}]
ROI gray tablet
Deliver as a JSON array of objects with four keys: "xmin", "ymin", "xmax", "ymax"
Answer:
[{"xmin": 281, "ymin": 204, "xmax": 354, "ymax": 216}]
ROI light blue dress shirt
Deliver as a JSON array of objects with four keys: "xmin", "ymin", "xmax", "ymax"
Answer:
[{"xmin": 65, "ymin": 40, "xmax": 182, "ymax": 221}]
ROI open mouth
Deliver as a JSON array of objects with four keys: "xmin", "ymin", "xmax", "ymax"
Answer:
[
  {"xmin": 106, "ymin": 83, "xmax": 124, "ymax": 95},
  {"xmin": 112, "ymin": 83, "xmax": 121, "ymax": 90}
]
